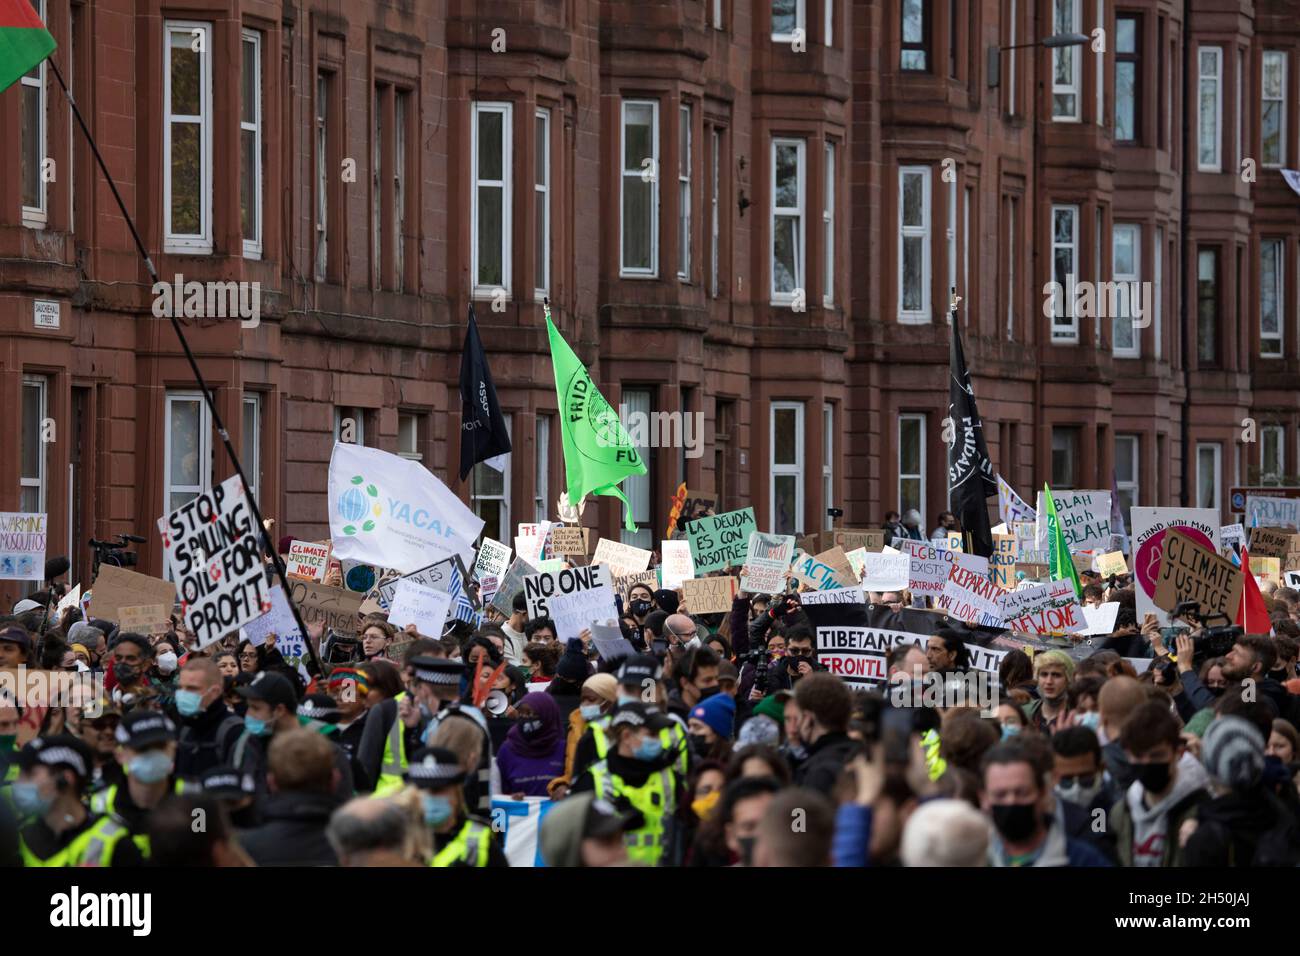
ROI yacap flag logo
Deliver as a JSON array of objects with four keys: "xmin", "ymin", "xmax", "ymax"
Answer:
[{"xmin": 328, "ymin": 443, "xmax": 484, "ymax": 574}]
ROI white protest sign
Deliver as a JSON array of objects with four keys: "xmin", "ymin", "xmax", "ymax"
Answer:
[
  {"xmin": 387, "ymin": 580, "xmax": 453, "ymax": 636},
  {"xmin": 548, "ymin": 584, "xmax": 620, "ymax": 643},
  {"xmin": 660, "ymin": 540, "xmax": 695, "ymax": 590},
  {"xmin": 1080, "ymin": 601, "xmax": 1120, "ymax": 636},
  {"xmin": 800, "ymin": 585, "xmax": 868, "ymax": 606},
  {"xmin": 376, "ymin": 555, "xmax": 462, "ymax": 611},
  {"xmin": 0, "ymin": 512, "xmax": 46, "ymax": 581},
  {"xmin": 938, "ymin": 554, "xmax": 1005, "ymax": 627},
  {"xmin": 1131, "ymin": 507, "xmax": 1221, "ymax": 626},
  {"xmin": 1247, "ymin": 495, "xmax": 1300, "ymax": 529},
  {"xmin": 157, "ymin": 474, "xmax": 269, "ymax": 648},
  {"xmin": 996, "ymin": 579, "xmax": 1086, "ymax": 635},
  {"xmin": 845, "ymin": 547, "xmax": 868, "ymax": 581},
  {"xmin": 1035, "ymin": 490, "xmax": 1112, "ymax": 552},
  {"xmin": 1220, "ymin": 524, "xmax": 1246, "ymax": 550},
  {"xmin": 590, "ymin": 623, "xmax": 637, "ymax": 662},
  {"xmin": 56, "ymin": 584, "xmax": 82, "ymax": 617},
  {"xmin": 892, "ymin": 539, "xmax": 956, "ymax": 598},
  {"xmin": 474, "ymin": 538, "xmax": 512, "ymax": 582},
  {"xmin": 286, "ymin": 540, "xmax": 331, "ymax": 582},
  {"xmin": 523, "ymin": 564, "xmax": 613, "ymax": 620},
  {"xmin": 1285, "ymin": 571, "xmax": 1300, "ymax": 589},
  {"xmin": 242, "ymin": 584, "xmax": 302, "ymax": 648},
  {"xmin": 740, "ymin": 532, "xmax": 795, "ymax": 594},
  {"xmin": 515, "ymin": 523, "xmax": 548, "ymax": 565},
  {"xmin": 590, "ymin": 538, "xmax": 652, "ymax": 577},
  {"xmin": 860, "ymin": 552, "xmax": 910, "ymax": 592}
]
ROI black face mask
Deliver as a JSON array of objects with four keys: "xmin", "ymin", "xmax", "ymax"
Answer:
[
  {"xmin": 1134, "ymin": 761, "xmax": 1172, "ymax": 794},
  {"xmin": 114, "ymin": 663, "xmax": 139, "ymax": 685},
  {"xmin": 696, "ymin": 684, "xmax": 720, "ymax": 701},
  {"xmin": 688, "ymin": 733, "xmax": 711, "ymax": 755},
  {"xmin": 630, "ymin": 600, "xmax": 653, "ymax": 617},
  {"xmin": 991, "ymin": 803, "xmax": 1040, "ymax": 842},
  {"xmin": 737, "ymin": 835, "xmax": 757, "ymax": 867}
]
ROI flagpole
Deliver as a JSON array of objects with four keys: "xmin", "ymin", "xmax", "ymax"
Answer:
[{"xmin": 46, "ymin": 57, "xmax": 321, "ymax": 675}]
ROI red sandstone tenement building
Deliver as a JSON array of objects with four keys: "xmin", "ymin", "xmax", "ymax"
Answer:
[{"xmin": 0, "ymin": 1, "xmax": 1297, "ymax": 604}]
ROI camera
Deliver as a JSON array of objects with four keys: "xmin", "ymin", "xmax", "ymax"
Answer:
[
  {"xmin": 1170, "ymin": 602, "xmax": 1242, "ymax": 666},
  {"xmin": 743, "ymin": 645, "xmax": 770, "ymax": 695}
]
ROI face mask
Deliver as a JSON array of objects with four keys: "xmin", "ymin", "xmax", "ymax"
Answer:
[
  {"xmin": 737, "ymin": 835, "xmax": 757, "ymax": 867},
  {"xmin": 519, "ymin": 666, "xmax": 533, "ymax": 682},
  {"xmin": 245, "ymin": 716, "xmax": 271, "ymax": 737},
  {"xmin": 991, "ymin": 803, "xmax": 1040, "ymax": 842},
  {"xmin": 691, "ymin": 789, "xmax": 721, "ymax": 820},
  {"xmin": 128, "ymin": 750, "xmax": 173, "ymax": 784},
  {"xmin": 1001, "ymin": 724, "xmax": 1022, "ymax": 740},
  {"xmin": 633, "ymin": 736, "xmax": 664, "ymax": 762},
  {"xmin": 520, "ymin": 719, "xmax": 544, "ymax": 738},
  {"xmin": 1055, "ymin": 775, "xmax": 1104, "ymax": 807},
  {"xmin": 13, "ymin": 781, "xmax": 53, "ymax": 817},
  {"xmin": 630, "ymin": 600, "xmax": 653, "ymax": 617},
  {"xmin": 156, "ymin": 651, "xmax": 178, "ymax": 675},
  {"xmin": 421, "ymin": 793, "xmax": 453, "ymax": 828},
  {"xmin": 695, "ymin": 685, "xmax": 720, "ymax": 701},
  {"xmin": 175, "ymin": 689, "xmax": 205, "ymax": 717},
  {"xmin": 1134, "ymin": 761, "xmax": 1172, "ymax": 794},
  {"xmin": 1076, "ymin": 711, "xmax": 1101, "ymax": 731},
  {"xmin": 418, "ymin": 701, "xmax": 433, "ymax": 721},
  {"xmin": 580, "ymin": 703, "xmax": 603, "ymax": 722},
  {"xmin": 114, "ymin": 663, "xmax": 138, "ymax": 685},
  {"xmin": 618, "ymin": 694, "xmax": 639, "ymax": 706},
  {"xmin": 689, "ymin": 733, "xmax": 711, "ymax": 754}
]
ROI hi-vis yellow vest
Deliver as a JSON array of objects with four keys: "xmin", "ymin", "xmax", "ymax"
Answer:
[
  {"xmin": 430, "ymin": 819, "xmax": 492, "ymax": 867},
  {"xmin": 20, "ymin": 816, "xmax": 132, "ymax": 867},
  {"xmin": 588, "ymin": 760, "xmax": 675, "ymax": 866},
  {"xmin": 592, "ymin": 717, "xmax": 688, "ymax": 776},
  {"xmin": 89, "ymin": 780, "xmax": 185, "ymax": 857},
  {"xmin": 375, "ymin": 692, "xmax": 409, "ymax": 796}
]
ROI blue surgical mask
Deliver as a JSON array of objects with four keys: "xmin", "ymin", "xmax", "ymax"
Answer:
[
  {"xmin": 580, "ymin": 703, "xmax": 603, "ymax": 721},
  {"xmin": 617, "ymin": 694, "xmax": 639, "ymax": 706},
  {"xmin": 175, "ymin": 689, "xmax": 204, "ymax": 717},
  {"xmin": 421, "ymin": 793, "xmax": 453, "ymax": 827},
  {"xmin": 1001, "ymin": 724, "xmax": 1022, "ymax": 740},
  {"xmin": 128, "ymin": 750, "xmax": 173, "ymax": 784},
  {"xmin": 633, "ymin": 736, "xmax": 665, "ymax": 762},
  {"xmin": 245, "ymin": 716, "xmax": 271, "ymax": 737},
  {"xmin": 12, "ymin": 781, "xmax": 52, "ymax": 817},
  {"xmin": 1077, "ymin": 711, "xmax": 1101, "ymax": 731}
]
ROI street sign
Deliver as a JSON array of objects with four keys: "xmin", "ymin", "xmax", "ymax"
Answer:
[{"xmin": 1229, "ymin": 486, "xmax": 1300, "ymax": 512}]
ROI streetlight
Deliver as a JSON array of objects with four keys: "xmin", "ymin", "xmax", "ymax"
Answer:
[{"xmin": 987, "ymin": 32, "xmax": 1090, "ymax": 88}]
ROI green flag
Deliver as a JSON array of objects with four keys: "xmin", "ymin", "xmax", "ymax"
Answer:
[
  {"xmin": 1043, "ymin": 483, "xmax": 1082, "ymax": 599},
  {"xmin": 546, "ymin": 306, "xmax": 647, "ymax": 531},
  {"xmin": 0, "ymin": 0, "xmax": 56, "ymax": 94}
]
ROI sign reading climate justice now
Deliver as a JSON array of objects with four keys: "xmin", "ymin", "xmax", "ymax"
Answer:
[{"xmin": 158, "ymin": 474, "xmax": 269, "ymax": 648}]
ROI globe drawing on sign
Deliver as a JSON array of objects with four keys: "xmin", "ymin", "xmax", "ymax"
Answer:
[
  {"xmin": 338, "ymin": 476, "xmax": 380, "ymax": 536},
  {"xmin": 563, "ymin": 367, "xmax": 641, "ymax": 466}
]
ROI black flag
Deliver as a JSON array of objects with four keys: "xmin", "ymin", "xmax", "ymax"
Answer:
[
  {"xmin": 459, "ymin": 304, "xmax": 512, "ymax": 481},
  {"xmin": 948, "ymin": 313, "xmax": 996, "ymax": 557}
]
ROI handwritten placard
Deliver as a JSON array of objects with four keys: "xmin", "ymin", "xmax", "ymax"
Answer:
[
  {"xmin": 118, "ymin": 604, "xmax": 171, "ymax": 634},
  {"xmin": 740, "ymin": 532, "xmax": 795, "ymax": 594},
  {"xmin": 1096, "ymin": 551, "xmax": 1128, "ymax": 578},
  {"xmin": 826, "ymin": 529, "xmax": 886, "ymax": 554},
  {"xmin": 549, "ymin": 526, "xmax": 589, "ymax": 557},
  {"xmin": 387, "ymin": 580, "xmax": 453, "ymax": 636},
  {"xmin": 1153, "ymin": 528, "xmax": 1244, "ymax": 619},
  {"xmin": 891, "ymin": 539, "xmax": 956, "ymax": 598},
  {"xmin": 681, "ymin": 576, "xmax": 738, "ymax": 615},
  {"xmin": 660, "ymin": 539, "xmax": 695, "ymax": 590},
  {"xmin": 684, "ymin": 508, "xmax": 757, "ymax": 574},
  {"xmin": 591, "ymin": 538, "xmax": 652, "ymax": 577},
  {"xmin": 996, "ymin": 580, "xmax": 1085, "ymax": 635},
  {"xmin": 1249, "ymin": 526, "xmax": 1293, "ymax": 559},
  {"xmin": 990, "ymin": 534, "xmax": 1017, "ymax": 590},
  {"xmin": 286, "ymin": 540, "xmax": 331, "ymax": 582},
  {"xmin": 1035, "ymin": 490, "xmax": 1113, "ymax": 553},
  {"xmin": 938, "ymin": 554, "xmax": 1005, "ymax": 628},
  {"xmin": 1246, "ymin": 495, "xmax": 1300, "ymax": 529},
  {"xmin": 859, "ymin": 552, "xmax": 910, "ymax": 592}
]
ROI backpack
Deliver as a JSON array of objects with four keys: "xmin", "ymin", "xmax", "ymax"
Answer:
[{"xmin": 178, "ymin": 714, "xmax": 244, "ymax": 776}]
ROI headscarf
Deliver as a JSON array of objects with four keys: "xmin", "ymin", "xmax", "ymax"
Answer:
[
  {"xmin": 583, "ymin": 673, "xmax": 618, "ymax": 704},
  {"xmin": 504, "ymin": 691, "xmax": 565, "ymax": 759}
]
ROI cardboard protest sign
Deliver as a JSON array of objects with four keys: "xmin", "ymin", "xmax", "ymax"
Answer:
[
  {"xmin": 1131, "ymin": 507, "xmax": 1221, "ymax": 626},
  {"xmin": 473, "ymin": 537, "xmax": 512, "ymax": 582},
  {"xmin": 610, "ymin": 568, "xmax": 659, "ymax": 599},
  {"xmin": 990, "ymin": 534, "xmax": 1017, "ymax": 590},
  {"xmin": 376, "ymin": 555, "xmax": 465, "ymax": 611},
  {"xmin": 241, "ymin": 587, "xmax": 309, "ymax": 676},
  {"xmin": 157, "ymin": 475, "xmax": 268, "ymax": 648},
  {"xmin": 1220, "ymin": 524, "xmax": 1246, "ymax": 550},
  {"xmin": 1285, "ymin": 537, "xmax": 1300, "ymax": 572},
  {"xmin": 815, "ymin": 548, "xmax": 857, "ymax": 586},
  {"xmin": 478, "ymin": 574, "xmax": 501, "ymax": 604},
  {"xmin": 860, "ymin": 552, "xmax": 910, "ymax": 592},
  {"xmin": 284, "ymin": 540, "xmax": 331, "ymax": 582},
  {"xmin": 118, "ymin": 604, "xmax": 171, "ymax": 634},
  {"xmin": 801, "ymin": 585, "xmax": 867, "ymax": 605},
  {"xmin": 387, "ymin": 580, "xmax": 453, "ymax": 636},
  {"xmin": 938, "ymin": 554, "xmax": 1005, "ymax": 628},
  {"xmin": 826, "ymin": 529, "xmax": 885, "ymax": 553},
  {"xmin": 1153, "ymin": 528, "xmax": 1244, "ymax": 620},
  {"xmin": 1248, "ymin": 526, "xmax": 1293, "ymax": 559},
  {"xmin": 1247, "ymin": 495, "xmax": 1300, "ymax": 529},
  {"xmin": 549, "ymin": 526, "xmax": 589, "ymax": 557},
  {"xmin": 1034, "ymin": 490, "xmax": 1112, "ymax": 553},
  {"xmin": 286, "ymin": 579, "xmax": 364, "ymax": 636},
  {"xmin": 681, "ymin": 576, "xmax": 738, "ymax": 614},
  {"xmin": 892, "ymin": 539, "xmax": 957, "ymax": 598},
  {"xmin": 590, "ymin": 538, "xmax": 652, "ymax": 577},
  {"xmin": 996, "ymin": 579, "xmax": 1086, "ymax": 635},
  {"xmin": 1096, "ymin": 551, "xmax": 1128, "ymax": 578},
  {"xmin": 1080, "ymin": 601, "xmax": 1120, "ymax": 636},
  {"xmin": 684, "ymin": 507, "xmax": 756, "ymax": 574},
  {"xmin": 790, "ymin": 549, "xmax": 851, "ymax": 591},
  {"xmin": 523, "ymin": 563, "xmax": 613, "ymax": 620},
  {"xmin": 660, "ymin": 540, "xmax": 695, "ymax": 590},
  {"xmin": 0, "ymin": 512, "xmax": 46, "ymax": 580},
  {"xmin": 90, "ymin": 565, "xmax": 177, "ymax": 623},
  {"xmin": 548, "ymin": 584, "xmax": 620, "ymax": 642},
  {"xmin": 740, "ymin": 532, "xmax": 795, "ymax": 594},
  {"xmin": 490, "ymin": 556, "xmax": 540, "ymax": 618},
  {"xmin": 1250, "ymin": 556, "xmax": 1281, "ymax": 580}
]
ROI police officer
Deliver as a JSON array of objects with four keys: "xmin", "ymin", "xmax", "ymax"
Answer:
[
  {"xmin": 405, "ymin": 656, "xmax": 493, "ymax": 816},
  {"xmin": 407, "ymin": 746, "xmax": 507, "ymax": 867},
  {"xmin": 198, "ymin": 763, "xmax": 260, "ymax": 827},
  {"xmin": 571, "ymin": 656, "xmax": 689, "ymax": 781},
  {"xmin": 14, "ymin": 735, "xmax": 144, "ymax": 866},
  {"xmin": 570, "ymin": 702, "xmax": 682, "ymax": 866},
  {"xmin": 89, "ymin": 710, "xmax": 185, "ymax": 857}
]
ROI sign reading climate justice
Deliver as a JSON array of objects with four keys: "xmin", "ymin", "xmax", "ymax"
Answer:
[{"xmin": 158, "ymin": 474, "xmax": 269, "ymax": 648}]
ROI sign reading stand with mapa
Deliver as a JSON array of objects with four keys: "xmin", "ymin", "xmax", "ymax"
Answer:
[{"xmin": 158, "ymin": 474, "xmax": 269, "ymax": 649}]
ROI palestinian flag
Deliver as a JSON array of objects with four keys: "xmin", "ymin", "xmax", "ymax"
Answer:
[{"xmin": 0, "ymin": 0, "xmax": 55, "ymax": 94}]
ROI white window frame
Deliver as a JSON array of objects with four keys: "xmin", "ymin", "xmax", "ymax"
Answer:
[
  {"xmin": 1261, "ymin": 425, "xmax": 1285, "ymax": 484},
  {"xmin": 241, "ymin": 394, "xmax": 261, "ymax": 502},
  {"xmin": 534, "ymin": 107, "xmax": 551, "ymax": 299},
  {"xmin": 1095, "ymin": 0, "xmax": 1104, "ymax": 126},
  {"xmin": 823, "ymin": 141, "xmax": 835, "ymax": 307},
  {"xmin": 898, "ymin": 414, "xmax": 926, "ymax": 524},
  {"xmin": 678, "ymin": 104, "xmax": 692, "ymax": 281},
  {"xmin": 471, "ymin": 101, "xmax": 513, "ymax": 298},
  {"xmin": 334, "ymin": 407, "xmax": 366, "ymax": 447},
  {"xmin": 770, "ymin": 402, "xmax": 806, "ymax": 536},
  {"xmin": 1114, "ymin": 434, "xmax": 1140, "ymax": 514},
  {"xmin": 772, "ymin": 0, "xmax": 806, "ymax": 43},
  {"xmin": 1051, "ymin": 204, "xmax": 1080, "ymax": 343},
  {"xmin": 822, "ymin": 403, "xmax": 834, "ymax": 530},
  {"xmin": 1008, "ymin": 0, "xmax": 1018, "ymax": 117},
  {"xmin": 1198, "ymin": 46, "xmax": 1223, "ymax": 172},
  {"xmin": 1052, "ymin": 0, "xmax": 1082, "ymax": 121},
  {"xmin": 711, "ymin": 128, "xmax": 721, "ymax": 298},
  {"xmin": 898, "ymin": 165, "xmax": 932, "ymax": 324},
  {"xmin": 1112, "ymin": 223, "xmax": 1141, "ymax": 358},
  {"xmin": 396, "ymin": 91, "xmax": 408, "ymax": 291},
  {"xmin": 20, "ymin": 0, "xmax": 48, "ymax": 228},
  {"xmin": 621, "ymin": 389, "xmax": 652, "ymax": 548},
  {"xmin": 1236, "ymin": 48, "xmax": 1244, "ymax": 167},
  {"xmin": 240, "ymin": 29, "xmax": 263, "ymax": 259},
  {"xmin": 1261, "ymin": 238, "xmax": 1284, "ymax": 358},
  {"xmin": 964, "ymin": 186, "xmax": 972, "ymax": 320},
  {"xmin": 20, "ymin": 376, "xmax": 48, "ymax": 514},
  {"xmin": 770, "ymin": 137, "xmax": 806, "ymax": 306},
  {"xmin": 1154, "ymin": 226, "xmax": 1163, "ymax": 358},
  {"xmin": 315, "ymin": 71, "xmax": 329, "ymax": 280},
  {"xmin": 398, "ymin": 412, "xmax": 423, "ymax": 461},
  {"xmin": 163, "ymin": 20, "xmax": 214, "ymax": 253},
  {"xmin": 1263, "ymin": 51, "xmax": 1288, "ymax": 168},
  {"xmin": 472, "ymin": 414, "xmax": 512, "ymax": 543},
  {"xmin": 535, "ymin": 415, "xmax": 550, "ymax": 523},
  {"xmin": 1006, "ymin": 195, "xmax": 1016, "ymax": 340},
  {"xmin": 620, "ymin": 99, "xmax": 660, "ymax": 278},
  {"xmin": 164, "ymin": 391, "xmax": 214, "ymax": 520},
  {"xmin": 713, "ymin": 0, "xmax": 724, "ymax": 30},
  {"xmin": 945, "ymin": 179, "xmax": 956, "ymax": 323},
  {"xmin": 825, "ymin": 0, "xmax": 833, "ymax": 46},
  {"xmin": 1196, "ymin": 442, "xmax": 1222, "ymax": 512}
]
